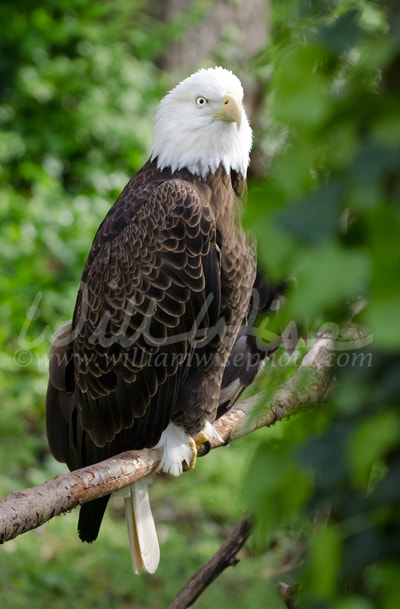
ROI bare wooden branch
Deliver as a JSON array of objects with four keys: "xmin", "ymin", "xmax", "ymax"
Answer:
[
  {"xmin": 167, "ymin": 513, "xmax": 252, "ymax": 609},
  {"xmin": 0, "ymin": 448, "xmax": 162, "ymax": 544},
  {"xmin": 0, "ymin": 332, "xmax": 334, "ymax": 544},
  {"xmin": 277, "ymin": 582, "xmax": 299, "ymax": 609}
]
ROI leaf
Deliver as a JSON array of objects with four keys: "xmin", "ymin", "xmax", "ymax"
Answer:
[
  {"xmin": 276, "ymin": 181, "xmax": 343, "ymax": 244},
  {"xmin": 334, "ymin": 597, "xmax": 374, "ymax": 609},
  {"xmin": 353, "ymin": 140, "xmax": 400, "ymax": 185},
  {"xmin": 302, "ymin": 523, "xmax": 342, "ymax": 600},
  {"xmin": 348, "ymin": 410, "xmax": 400, "ymax": 487},
  {"xmin": 316, "ymin": 9, "xmax": 363, "ymax": 54},
  {"xmin": 365, "ymin": 294, "xmax": 400, "ymax": 351},
  {"xmin": 289, "ymin": 242, "xmax": 370, "ymax": 319},
  {"xmin": 270, "ymin": 45, "xmax": 329, "ymax": 128},
  {"xmin": 243, "ymin": 442, "xmax": 311, "ymax": 534}
]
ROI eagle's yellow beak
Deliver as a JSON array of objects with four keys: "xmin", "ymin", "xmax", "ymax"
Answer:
[{"xmin": 213, "ymin": 93, "xmax": 242, "ymax": 129}]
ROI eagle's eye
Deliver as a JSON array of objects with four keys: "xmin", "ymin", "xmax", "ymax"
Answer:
[{"xmin": 195, "ymin": 96, "xmax": 208, "ymax": 107}]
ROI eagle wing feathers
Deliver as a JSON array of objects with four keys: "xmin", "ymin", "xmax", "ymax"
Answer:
[{"xmin": 48, "ymin": 176, "xmax": 220, "ymax": 465}]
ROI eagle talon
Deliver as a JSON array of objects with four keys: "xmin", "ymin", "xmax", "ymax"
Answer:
[
  {"xmin": 195, "ymin": 430, "xmax": 209, "ymax": 448},
  {"xmin": 182, "ymin": 436, "xmax": 197, "ymax": 471},
  {"xmin": 193, "ymin": 428, "xmax": 213, "ymax": 455},
  {"xmin": 202, "ymin": 439, "xmax": 212, "ymax": 455}
]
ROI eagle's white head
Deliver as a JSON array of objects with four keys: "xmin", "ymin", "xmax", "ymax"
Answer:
[{"xmin": 150, "ymin": 66, "xmax": 252, "ymax": 179}]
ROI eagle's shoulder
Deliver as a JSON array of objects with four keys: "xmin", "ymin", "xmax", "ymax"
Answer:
[{"xmin": 86, "ymin": 162, "xmax": 213, "ymax": 260}]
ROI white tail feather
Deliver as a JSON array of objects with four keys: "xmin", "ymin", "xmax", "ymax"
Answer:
[{"xmin": 124, "ymin": 478, "xmax": 160, "ymax": 574}]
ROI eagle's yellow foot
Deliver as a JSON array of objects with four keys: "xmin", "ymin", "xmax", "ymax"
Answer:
[
  {"xmin": 194, "ymin": 429, "xmax": 212, "ymax": 455},
  {"xmin": 183, "ymin": 436, "xmax": 197, "ymax": 471},
  {"xmin": 193, "ymin": 422, "xmax": 223, "ymax": 457},
  {"xmin": 195, "ymin": 430, "xmax": 209, "ymax": 448}
]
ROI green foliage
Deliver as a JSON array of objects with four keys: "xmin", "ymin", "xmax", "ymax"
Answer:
[
  {"xmin": 302, "ymin": 523, "xmax": 343, "ymax": 600},
  {"xmin": 349, "ymin": 409, "xmax": 399, "ymax": 487},
  {"xmin": 243, "ymin": 1, "xmax": 400, "ymax": 607},
  {"xmin": 248, "ymin": 0, "xmax": 400, "ymax": 340}
]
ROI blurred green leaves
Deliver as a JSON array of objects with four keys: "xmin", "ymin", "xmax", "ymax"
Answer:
[
  {"xmin": 244, "ymin": 1, "xmax": 400, "ymax": 607},
  {"xmin": 244, "ymin": 441, "xmax": 312, "ymax": 534},
  {"xmin": 247, "ymin": 0, "xmax": 400, "ymax": 348},
  {"xmin": 302, "ymin": 523, "xmax": 343, "ymax": 601},
  {"xmin": 289, "ymin": 241, "xmax": 370, "ymax": 319},
  {"xmin": 348, "ymin": 410, "xmax": 400, "ymax": 487},
  {"xmin": 271, "ymin": 45, "xmax": 330, "ymax": 127}
]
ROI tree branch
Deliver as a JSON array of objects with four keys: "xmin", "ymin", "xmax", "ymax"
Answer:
[
  {"xmin": 167, "ymin": 513, "xmax": 252, "ymax": 609},
  {"xmin": 0, "ymin": 332, "xmax": 334, "ymax": 544},
  {"xmin": 195, "ymin": 331, "xmax": 334, "ymax": 454}
]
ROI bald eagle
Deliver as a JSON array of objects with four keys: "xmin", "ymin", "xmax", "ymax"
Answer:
[{"xmin": 46, "ymin": 67, "xmax": 256, "ymax": 574}]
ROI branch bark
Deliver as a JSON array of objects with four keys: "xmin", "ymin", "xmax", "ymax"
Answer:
[
  {"xmin": 167, "ymin": 513, "xmax": 252, "ymax": 609},
  {"xmin": 0, "ymin": 332, "xmax": 334, "ymax": 544},
  {"xmin": 195, "ymin": 332, "xmax": 334, "ymax": 454}
]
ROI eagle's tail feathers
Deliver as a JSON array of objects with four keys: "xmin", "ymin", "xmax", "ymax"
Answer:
[{"xmin": 124, "ymin": 479, "xmax": 160, "ymax": 575}]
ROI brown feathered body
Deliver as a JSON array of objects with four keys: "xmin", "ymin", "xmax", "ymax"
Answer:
[{"xmin": 46, "ymin": 159, "xmax": 256, "ymax": 542}]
